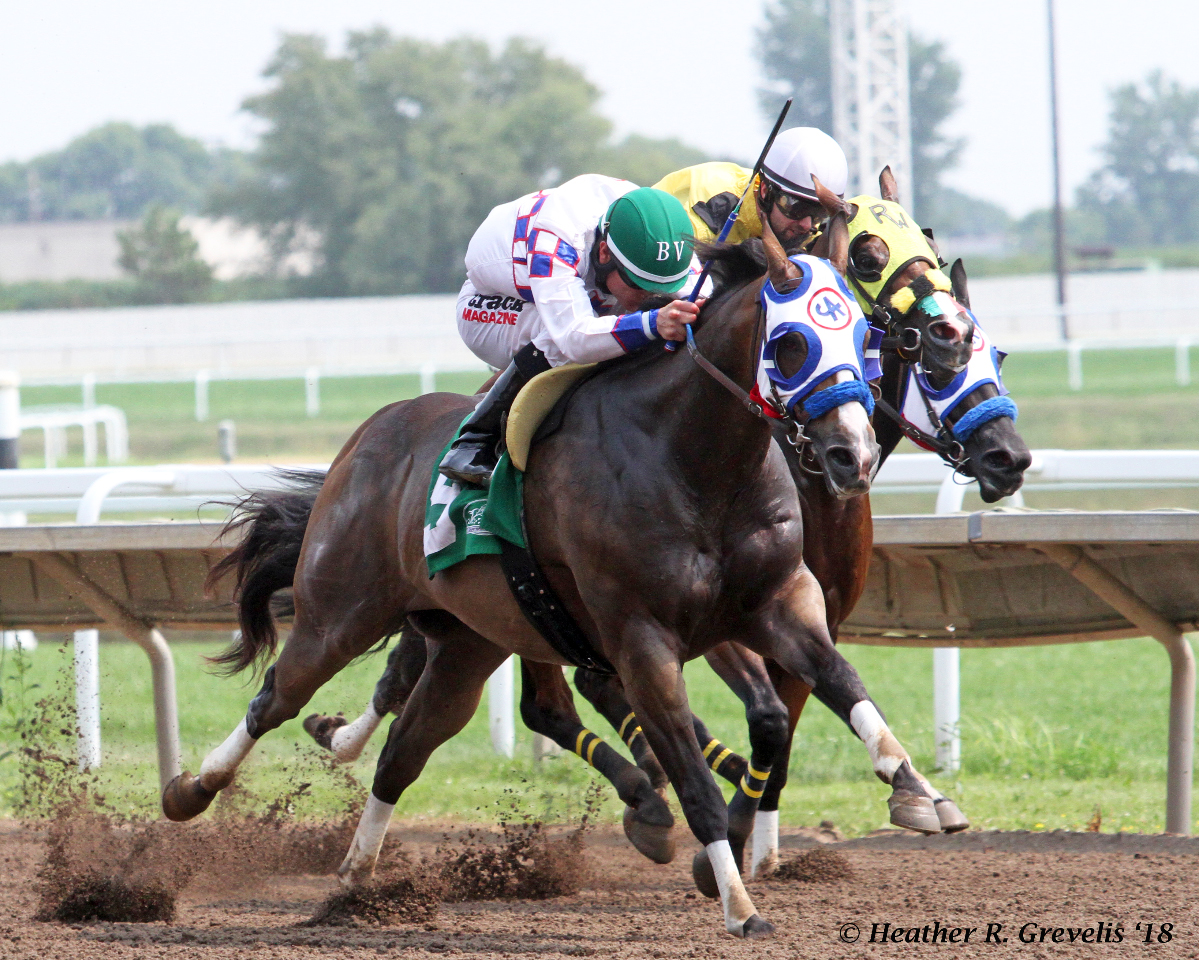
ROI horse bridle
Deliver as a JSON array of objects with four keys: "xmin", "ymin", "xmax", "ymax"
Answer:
[
  {"xmin": 678, "ymin": 271, "xmax": 982, "ymax": 478},
  {"xmin": 680, "ymin": 293, "xmax": 809, "ymax": 450},
  {"xmin": 845, "ymin": 264, "xmax": 974, "ymax": 469}
]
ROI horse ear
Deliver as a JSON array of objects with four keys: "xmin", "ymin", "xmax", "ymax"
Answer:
[
  {"xmin": 950, "ymin": 258, "xmax": 971, "ymax": 309},
  {"xmin": 760, "ymin": 207, "xmax": 802, "ymax": 293},
  {"xmin": 879, "ymin": 165, "xmax": 900, "ymax": 202},
  {"xmin": 812, "ymin": 175, "xmax": 848, "ymax": 277}
]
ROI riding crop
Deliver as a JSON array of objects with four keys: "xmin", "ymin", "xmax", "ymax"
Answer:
[{"xmin": 666, "ymin": 97, "xmax": 792, "ymax": 353}]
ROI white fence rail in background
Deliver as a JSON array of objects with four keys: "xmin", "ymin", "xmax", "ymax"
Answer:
[
  {"xmin": 3, "ymin": 451, "xmax": 1196, "ymax": 785},
  {"xmin": 21, "ymin": 405, "xmax": 128, "ymax": 467}
]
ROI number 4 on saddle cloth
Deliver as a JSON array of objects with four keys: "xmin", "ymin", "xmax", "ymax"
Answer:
[{"xmin": 423, "ymin": 363, "xmax": 613, "ymax": 672}]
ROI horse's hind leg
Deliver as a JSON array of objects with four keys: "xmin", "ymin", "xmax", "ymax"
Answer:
[
  {"xmin": 340, "ymin": 611, "xmax": 507, "ymax": 883},
  {"xmin": 574, "ymin": 668, "xmax": 672, "ymax": 792},
  {"xmin": 163, "ymin": 611, "xmax": 389, "ymax": 822},
  {"xmin": 304, "ymin": 623, "xmax": 429, "ymax": 762},
  {"xmin": 519, "ymin": 661, "xmax": 676, "ymax": 864}
]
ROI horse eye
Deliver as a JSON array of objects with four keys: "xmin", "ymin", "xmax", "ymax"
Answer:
[{"xmin": 775, "ymin": 332, "xmax": 808, "ymax": 381}]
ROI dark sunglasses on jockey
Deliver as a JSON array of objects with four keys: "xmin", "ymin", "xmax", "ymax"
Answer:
[{"xmin": 765, "ymin": 184, "xmax": 825, "ymax": 224}]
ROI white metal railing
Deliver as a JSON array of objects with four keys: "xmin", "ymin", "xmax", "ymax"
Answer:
[
  {"xmin": 874, "ymin": 449, "xmax": 1199, "ymax": 515},
  {"xmin": 0, "ymin": 462, "xmax": 328, "ymax": 518},
  {"xmin": 21, "ymin": 404, "xmax": 128, "ymax": 467},
  {"xmin": 875, "ymin": 448, "xmax": 1199, "ymax": 773},
  {"xmin": 0, "ymin": 464, "xmax": 328, "ymax": 788}
]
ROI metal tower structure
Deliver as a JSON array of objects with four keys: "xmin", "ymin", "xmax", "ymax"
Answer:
[{"xmin": 829, "ymin": 0, "xmax": 914, "ymax": 208}]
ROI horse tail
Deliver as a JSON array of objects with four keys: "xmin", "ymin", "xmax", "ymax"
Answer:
[{"xmin": 206, "ymin": 469, "xmax": 327, "ymax": 676}]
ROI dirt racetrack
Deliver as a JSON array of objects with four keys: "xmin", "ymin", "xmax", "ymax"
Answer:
[{"xmin": 1, "ymin": 819, "xmax": 1197, "ymax": 959}]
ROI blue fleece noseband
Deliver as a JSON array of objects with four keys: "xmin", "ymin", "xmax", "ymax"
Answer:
[
  {"xmin": 951, "ymin": 395, "xmax": 1018, "ymax": 442},
  {"xmin": 802, "ymin": 379, "xmax": 876, "ymax": 421}
]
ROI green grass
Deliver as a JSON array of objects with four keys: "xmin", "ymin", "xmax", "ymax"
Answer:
[
  {"xmin": 0, "ymin": 636, "xmax": 1185, "ymax": 836},
  {"xmin": 4, "ymin": 345, "xmax": 1196, "ymax": 835}
]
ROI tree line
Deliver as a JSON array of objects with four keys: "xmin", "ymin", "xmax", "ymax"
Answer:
[{"xmin": 2, "ymin": 6, "xmax": 1195, "ymax": 305}]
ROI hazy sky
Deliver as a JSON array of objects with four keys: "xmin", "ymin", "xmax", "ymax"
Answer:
[{"xmin": 3, "ymin": 0, "xmax": 1197, "ymax": 217}]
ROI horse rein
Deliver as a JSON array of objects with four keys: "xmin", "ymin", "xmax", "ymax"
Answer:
[{"xmin": 681, "ymin": 298, "xmax": 810, "ymax": 451}]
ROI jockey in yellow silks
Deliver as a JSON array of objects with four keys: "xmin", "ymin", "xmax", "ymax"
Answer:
[{"xmin": 653, "ymin": 127, "xmax": 849, "ymax": 253}]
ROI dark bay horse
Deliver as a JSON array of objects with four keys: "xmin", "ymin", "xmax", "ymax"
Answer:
[
  {"xmin": 174, "ymin": 206, "xmax": 928, "ymax": 937},
  {"xmin": 300, "ymin": 174, "xmax": 1031, "ymax": 882}
]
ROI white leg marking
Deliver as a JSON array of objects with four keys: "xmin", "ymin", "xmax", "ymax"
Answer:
[
  {"xmin": 706, "ymin": 840, "xmax": 757, "ymax": 935},
  {"xmin": 198, "ymin": 718, "xmax": 255, "ymax": 790},
  {"xmin": 911, "ymin": 768, "xmax": 944, "ymax": 800},
  {"xmin": 749, "ymin": 810, "xmax": 779, "ymax": 880},
  {"xmin": 330, "ymin": 701, "xmax": 384, "ymax": 762},
  {"xmin": 849, "ymin": 701, "xmax": 908, "ymax": 781},
  {"xmin": 338, "ymin": 792, "xmax": 396, "ymax": 886}
]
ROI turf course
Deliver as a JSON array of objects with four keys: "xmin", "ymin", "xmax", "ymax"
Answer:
[
  {"xmin": 2, "ymin": 342, "xmax": 1197, "ymax": 834},
  {"xmin": 0, "ymin": 633, "xmax": 1181, "ymax": 835}
]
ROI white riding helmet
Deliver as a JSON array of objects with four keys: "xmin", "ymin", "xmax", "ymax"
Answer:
[{"xmin": 760, "ymin": 127, "xmax": 849, "ymax": 201}]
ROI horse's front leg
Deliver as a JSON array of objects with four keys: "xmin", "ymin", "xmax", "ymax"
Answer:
[
  {"xmin": 753, "ymin": 567, "xmax": 942, "ymax": 835},
  {"xmin": 693, "ymin": 643, "xmax": 790, "ymax": 887},
  {"xmin": 616, "ymin": 628, "xmax": 773, "ymax": 940}
]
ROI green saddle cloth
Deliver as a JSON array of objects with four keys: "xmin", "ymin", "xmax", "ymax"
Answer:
[{"xmin": 423, "ymin": 428, "xmax": 525, "ymax": 578}]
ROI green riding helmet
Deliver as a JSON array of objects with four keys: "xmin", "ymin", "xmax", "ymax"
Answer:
[{"xmin": 601, "ymin": 188, "xmax": 694, "ymax": 294}]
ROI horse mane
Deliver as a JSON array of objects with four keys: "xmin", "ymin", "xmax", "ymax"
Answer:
[{"xmin": 695, "ymin": 239, "xmax": 767, "ymax": 292}]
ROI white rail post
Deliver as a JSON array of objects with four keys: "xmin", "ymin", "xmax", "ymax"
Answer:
[
  {"xmin": 420, "ymin": 362, "xmax": 437, "ymax": 396},
  {"xmin": 1067, "ymin": 341, "xmax": 1083, "ymax": 391},
  {"xmin": 74, "ymin": 628, "xmax": 101, "ymax": 770},
  {"xmin": 933, "ymin": 647, "xmax": 961, "ymax": 773},
  {"xmin": 82, "ymin": 373, "xmax": 96, "ymax": 409},
  {"xmin": 305, "ymin": 367, "xmax": 320, "ymax": 418},
  {"xmin": 1177, "ymin": 338, "xmax": 1191, "ymax": 388},
  {"xmin": 934, "ymin": 471, "xmax": 963, "ymax": 773},
  {"xmin": 0, "ymin": 371, "xmax": 18, "ymax": 470},
  {"xmin": 489, "ymin": 655, "xmax": 515, "ymax": 758},
  {"xmin": 63, "ymin": 469, "xmax": 182, "ymax": 788},
  {"xmin": 194, "ymin": 370, "xmax": 210, "ymax": 422}
]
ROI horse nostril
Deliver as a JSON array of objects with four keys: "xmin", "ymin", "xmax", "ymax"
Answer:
[
  {"xmin": 827, "ymin": 446, "xmax": 857, "ymax": 473},
  {"xmin": 928, "ymin": 320, "xmax": 962, "ymax": 344}
]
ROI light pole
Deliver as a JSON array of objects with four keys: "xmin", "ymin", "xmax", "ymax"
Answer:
[{"xmin": 1047, "ymin": 0, "xmax": 1069, "ymax": 340}]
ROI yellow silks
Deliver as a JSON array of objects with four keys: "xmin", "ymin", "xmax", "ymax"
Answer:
[{"xmin": 653, "ymin": 162, "xmax": 763, "ymax": 245}]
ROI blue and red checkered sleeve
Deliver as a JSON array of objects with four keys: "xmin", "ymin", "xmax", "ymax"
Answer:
[{"xmin": 610, "ymin": 310, "xmax": 660, "ymax": 353}]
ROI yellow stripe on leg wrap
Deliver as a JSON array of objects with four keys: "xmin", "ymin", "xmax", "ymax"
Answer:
[
  {"xmin": 702, "ymin": 738, "xmax": 721, "ymax": 760},
  {"xmin": 739, "ymin": 764, "xmax": 772, "ymax": 800},
  {"xmin": 618, "ymin": 712, "xmax": 637, "ymax": 741},
  {"xmin": 708, "ymin": 748, "xmax": 732, "ymax": 772},
  {"xmin": 573, "ymin": 729, "xmax": 601, "ymax": 768}
]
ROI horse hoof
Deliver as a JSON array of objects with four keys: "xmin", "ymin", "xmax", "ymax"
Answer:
[
  {"xmin": 888, "ymin": 789, "xmax": 941, "ymax": 834},
  {"xmin": 740, "ymin": 914, "xmax": 775, "ymax": 939},
  {"xmin": 302, "ymin": 712, "xmax": 347, "ymax": 751},
  {"xmin": 934, "ymin": 797, "xmax": 970, "ymax": 832},
  {"xmin": 622, "ymin": 805, "xmax": 676, "ymax": 864},
  {"xmin": 691, "ymin": 849, "xmax": 720, "ymax": 900},
  {"xmin": 161, "ymin": 771, "xmax": 217, "ymax": 822}
]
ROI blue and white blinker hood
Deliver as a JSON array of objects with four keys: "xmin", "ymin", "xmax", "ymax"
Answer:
[
  {"xmin": 757, "ymin": 255, "xmax": 881, "ymax": 420},
  {"xmin": 899, "ymin": 314, "xmax": 1018, "ymax": 444}
]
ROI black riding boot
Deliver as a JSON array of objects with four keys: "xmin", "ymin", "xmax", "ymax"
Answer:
[{"xmin": 439, "ymin": 343, "xmax": 551, "ymax": 487}]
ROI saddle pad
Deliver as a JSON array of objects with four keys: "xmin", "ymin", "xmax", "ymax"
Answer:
[
  {"xmin": 424, "ymin": 428, "xmax": 525, "ymax": 578},
  {"xmin": 505, "ymin": 362, "xmax": 597, "ymax": 472}
]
